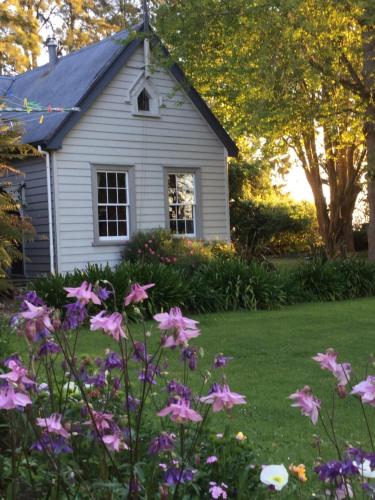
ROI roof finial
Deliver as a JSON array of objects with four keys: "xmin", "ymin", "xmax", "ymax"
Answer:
[{"xmin": 142, "ymin": 0, "xmax": 149, "ymax": 32}]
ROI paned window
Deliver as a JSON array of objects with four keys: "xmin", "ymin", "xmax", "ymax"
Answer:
[
  {"xmin": 97, "ymin": 171, "xmax": 129, "ymax": 240},
  {"xmin": 167, "ymin": 173, "xmax": 196, "ymax": 236}
]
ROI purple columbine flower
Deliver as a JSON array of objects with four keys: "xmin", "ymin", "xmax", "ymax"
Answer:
[
  {"xmin": 206, "ymin": 455, "xmax": 218, "ymax": 464},
  {"xmin": 125, "ymin": 395, "xmax": 140, "ymax": 412},
  {"xmin": 213, "ymin": 354, "xmax": 233, "ymax": 369},
  {"xmin": 167, "ymin": 380, "xmax": 191, "ymax": 401},
  {"xmin": 163, "ymin": 465, "xmax": 196, "ymax": 486},
  {"xmin": 363, "ymin": 482, "xmax": 375, "ymax": 496},
  {"xmin": 84, "ymin": 371, "xmax": 106, "ymax": 388},
  {"xmin": 181, "ymin": 347, "xmax": 198, "ymax": 370},
  {"xmin": 31, "ymin": 435, "xmax": 72, "ymax": 455},
  {"xmin": 129, "ymin": 478, "xmax": 141, "ymax": 494},
  {"xmin": 9, "ymin": 314, "xmax": 20, "ymax": 329},
  {"xmin": 63, "ymin": 301, "xmax": 87, "ymax": 330},
  {"xmin": 132, "ymin": 341, "xmax": 148, "ymax": 362},
  {"xmin": 314, "ymin": 459, "xmax": 359, "ymax": 482},
  {"xmin": 104, "ymin": 351, "xmax": 122, "ymax": 370},
  {"xmin": 38, "ymin": 341, "xmax": 61, "ymax": 357},
  {"xmin": 148, "ymin": 432, "xmax": 176, "ymax": 455},
  {"xmin": 112, "ymin": 376, "xmax": 121, "ymax": 392},
  {"xmin": 19, "ymin": 291, "xmax": 45, "ymax": 310},
  {"xmin": 138, "ymin": 364, "xmax": 160, "ymax": 385},
  {"xmin": 95, "ymin": 357, "xmax": 103, "ymax": 368},
  {"xmin": 98, "ymin": 287, "xmax": 111, "ymax": 301},
  {"xmin": 3, "ymin": 354, "xmax": 21, "ymax": 367}
]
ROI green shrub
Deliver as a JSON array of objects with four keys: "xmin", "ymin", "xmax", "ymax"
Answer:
[
  {"xmin": 186, "ymin": 257, "xmax": 286, "ymax": 313},
  {"xmin": 0, "ymin": 315, "xmax": 11, "ymax": 362},
  {"xmin": 284, "ymin": 257, "xmax": 375, "ymax": 303},
  {"xmin": 32, "ymin": 262, "xmax": 188, "ymax": 316},
  {"xmin": 231, "ymin": 196, "xmax": 319, "ymax": 257},
  {"xmin": 32, "ymin": 256, "xmax": 375, "ymax": 317},
  {"xmin": 332, "ymin": 258, "xmax": 375, "ymax": 298},
  {"xmin": 122, "ymin": 228, "xmax": 234, "ymax": 272}
]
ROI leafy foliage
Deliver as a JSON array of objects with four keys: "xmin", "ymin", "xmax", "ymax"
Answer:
[
  {"xmin": 123, "ymin": 228, "xmax": 234, "ymax": 271},
  {"xmin": 285, "ymin": 257, "xmax": 375, "ymax": 303},
  {"xmin": 155, "ymin": 0, "xmax": 371, "ymax": 256},
  {"xmin": 231, "ymin": 196, "xmax": 319, "ymax": 257},
  {"xmin": 185, "ymin": 258, "xmax": 286, "ymax": 313},
  {"xmin": 33, "ymin": 256, "xmax": 375, "ymax": 317},
  {"xmin": 32, "ymin": 261, "xmax": 189, "ymax": 315},
  {"xmin": 0, "ymin": 119, "xmax": 36, "ymax": 281}
]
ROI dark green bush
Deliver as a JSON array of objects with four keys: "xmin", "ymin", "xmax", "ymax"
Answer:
[
  {"xmin": 0, "ymin": 315, "xmax": 11, "ymax": 361},
  {"xmin": 31, "ymin": 256, "xmax": 375, "ymax": 317},
  {"xmin": 185, "ymin": 257, "xmax": 286, "ymax": 313},
  {"xmin": 122, "ymin": 228, "xmax": 234, "ymax": 272},
  {"xmin": 32, "ymin": 262, "xmax": 189, "ymax": 315},
  {"xmin": 284, "ymin": 257, "xmax": 375, "ymax": 303},
  {"xmin": 231, "ymin": 197, "xmax": 319, "ymax": 257}
]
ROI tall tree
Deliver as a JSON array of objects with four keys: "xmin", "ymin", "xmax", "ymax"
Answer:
[
  {"xmin": 0, "ymin": 0, "xmax": 45, "ymax": 73},
  {"xmin": 0, "ymin": 1, "xmax": 140, "ymax": 73},
  {"xmin": 51, "ymin": 1, "xmax": 140, "ymax": 54},
  {"xmin": 0, "ymin": 119, "xmax": 36, "ymax": 277},
  {"xmin": 155, "ymin": 0, "xmax": 369, "ymax": 256}
]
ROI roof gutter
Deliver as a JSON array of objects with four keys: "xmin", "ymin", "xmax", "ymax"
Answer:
[{"xmin": 38, "ymin": 146, "xmax": 55, "ymax": 275}]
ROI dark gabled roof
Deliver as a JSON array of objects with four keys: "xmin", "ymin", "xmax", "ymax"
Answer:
[{"xmin": 0, "ymin": 23, "xmax": 238, "ymax": 156}]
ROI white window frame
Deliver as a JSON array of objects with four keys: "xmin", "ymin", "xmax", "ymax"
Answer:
[
  {"xmin": 167, "ymin": 172, "xmax": 197, "ymax": 237},
  {"xmin": 91, "ymin": 168, "xmax": 135, "ymax": 246}
]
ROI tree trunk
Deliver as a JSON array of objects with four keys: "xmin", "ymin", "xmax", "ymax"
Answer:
[
  {"xmin": 343, "ymin": 224, "xmax": 355, "ymax": 254},
  {"xmin": 368, "ymin": 137, "xmax": 375, "ymax": 261},
  {"xmin": 362, "ymin": 21, "xmax": 375, "ymax": 259}
]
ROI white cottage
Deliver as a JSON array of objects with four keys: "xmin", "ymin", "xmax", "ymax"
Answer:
[{"xmin": 0, "ymin": 22, "xmax": 238, "ymax": 277}]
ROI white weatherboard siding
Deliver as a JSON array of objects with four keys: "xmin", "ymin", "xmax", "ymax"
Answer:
[{"xmin": 54, "ymin": 46, "xmax": 229, "ymax": 273}]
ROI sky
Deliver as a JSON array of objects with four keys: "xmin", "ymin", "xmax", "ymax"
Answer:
[{"xmin": 282, "ymin": 166, "xmax": 314, "ymax": 202}]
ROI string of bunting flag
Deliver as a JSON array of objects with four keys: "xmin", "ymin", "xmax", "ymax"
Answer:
[{"xmin": 0, "ymin": 96, "xmax": 80, "ymax": 125}]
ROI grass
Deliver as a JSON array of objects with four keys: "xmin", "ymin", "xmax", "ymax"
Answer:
[{"xmin": 8, "ymin": 298, "xmax": 375, "ymax": 480}]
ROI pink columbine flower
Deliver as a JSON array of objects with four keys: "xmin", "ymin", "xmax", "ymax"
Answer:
[
  {"xmin": 312, "ymin": 349, "xmax": 351, "ymax": 386},
  {"xmin": 64, "ymin": 281, "xmax": 101, "ymax": 305},
  {"xmin": 333, "ymin": 363, "xmax": 352, "ymax": 387},
  {"xmin": 312, "ymin": 349, "xmax": 338, "ymax": 372},
  {"xmin": 209, "ymin": 482, "xmax": 228, "ymax": 499},
  {"xmin": 20, "ymin": 301, "xmax": 54, "ymax": 332},
  {"xmin": 163, "ymin": 328, "xmax": 201, "ymax": 348},
  {"xmin": 84, "ymin": 410, "xmax": 114, "ymax": 432},
  {"xmin": 351, "ymin": 376, "xmax": 375, "ymax": 407},
  {"xmin": 124, "ymin": 283, "xmax": 155, "ymax": 306},
  {"xmin": 0, "ymin": 385, "xmax": 32, "ymax": 410},
  {"xmin": 289, "ymin": 386, "xmax": 321, "ymax": 425},
  {"xmin": 200, "ymin": 384, "xmax": 246, "ymax": 412},
  {"xmin": 36, "ymin": 413, "xmax": 70, "ymax": 438},
  {"xmin": 102, "ymin": 433, "xmax": 128, "ymax": 452},
  {"xmin": 206, "ymin": 456, "xmax": 218, "ymax": 464},
  {"xmin": 157, "ymin": 399, "xmax": 202, "ymax": 424},
  {"xmin": 154, "ymin": 307, "xmax": 199, "ymax": 332},
  {"xmin": 90, "ymin": 311, "xmax": 127, "ymax": 341},
  {"xmin": 0, "ymin": 359, "xmax": 34, "ymax": 386}
]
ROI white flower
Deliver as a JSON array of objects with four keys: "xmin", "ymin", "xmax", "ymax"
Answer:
[
  {"xmin": 260, "ymin": 464, "xmax": 289, "ymax": 491},
  {"xmin": 62, "ymin": 382, "xmax": 80, "ymax": 397},
  {"xmin": 355, "ymin": 459, "xmax": 375, "ymax": 479}
]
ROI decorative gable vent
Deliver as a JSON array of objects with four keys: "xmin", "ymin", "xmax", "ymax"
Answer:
[
  {"xmin": 137, "ymin": 88, "xmax": 150, "ymax": 112},
  {"xmin": 126, "ymin": 73, "xmax": 161, "ymax": 117}
]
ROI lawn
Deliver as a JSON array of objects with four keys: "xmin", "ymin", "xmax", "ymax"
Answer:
[{"xmin": 8, "ymin": 297, "xmax": 375, "ymax": 476}]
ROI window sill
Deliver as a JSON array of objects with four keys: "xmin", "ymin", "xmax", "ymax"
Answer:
[
  {"xmin": 132, "ymin": 112, "xmax": 161, "ymax": 119},
  {"xmin": 92, "ymin": 240, "xmax": 128, "ymax": 247}
]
